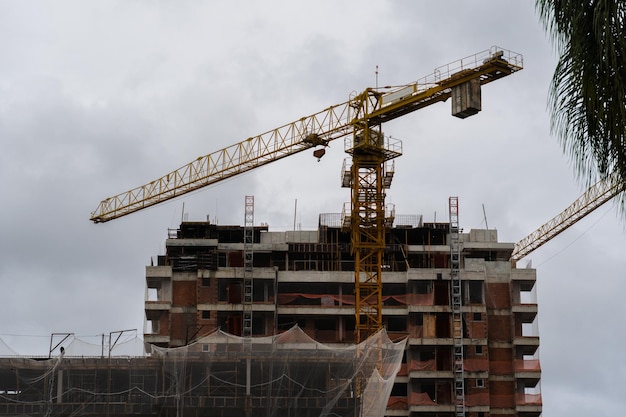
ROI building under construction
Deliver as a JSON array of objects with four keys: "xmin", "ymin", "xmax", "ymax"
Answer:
[
  {"xmin": 144, "ymin": 211, "xmax": 542, "ymax": 416},
  {"xmin": 0, "ymin": 210, "xmax": 542, "ymax": 417}
]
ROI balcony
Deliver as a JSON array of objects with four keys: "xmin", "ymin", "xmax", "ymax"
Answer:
[
  {"xmin": 512, "ymin": 304, "xmax": 538, "ymax": 323},
  {"xmin": 386, "ymin": 396, "xmax": 409, "ymax": 415},
  {"xmin": 146, "ymin": 265, "xmax": 172, "ymax": 278},
  {"xmin": 516, "ymin": 393, "xmax": 542, "ymax": 416},
  {"xmin": 408, "ymin": 392, "xmax": 454, "ymax": 413},
  {"xmin": 514, "ymin": 359, "xmax": 541, "ymax": 381},
  {"xmin": 407, "ymin": 359, "xmax": 452, "ymax": 379},
  {"xmin": 144, "ymin": 300, "xmax": 172, "ymax": 311},
  {"xmin": 464, "ymin": 358, "xmax": 489, "ymax": 373}
]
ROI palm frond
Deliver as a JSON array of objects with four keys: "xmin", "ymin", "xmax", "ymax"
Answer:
[{"xmin": 536, "ymin": 0, "xmax": 626, "ymax": 214}]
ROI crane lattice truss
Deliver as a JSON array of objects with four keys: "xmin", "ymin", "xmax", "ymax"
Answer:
[
  {"xmin": 511, "ymin": 174, "xmax": 624, "ymax": 262},
  {"xmin": 90, "ymin": 47, "xmax": 522, "ymax": 223},
  {"xmin": 343, "ymin": 123, "xmax": 401, "ymax": 342},
  {"xmin": 92, "ymin": 47, "xmax": 523, "ymax": 344}
]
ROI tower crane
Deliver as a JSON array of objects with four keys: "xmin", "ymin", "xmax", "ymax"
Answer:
[
  {"xmin": 91, "ymin": 47, "xmax": 524, "ymax": 343},
  {"xmin": 511, "ymin": 173, "xmax": 624, "ymax": 263}
]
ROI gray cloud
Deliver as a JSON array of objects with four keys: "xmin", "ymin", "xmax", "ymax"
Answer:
[{"xmin": 1, "ymin": 1, "xmax": 624, "ymax": 415}]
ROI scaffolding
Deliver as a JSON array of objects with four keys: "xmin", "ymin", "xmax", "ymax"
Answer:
[{"xmin": 0, "ymin": 326, "xmax": 405, "ymax": 417}]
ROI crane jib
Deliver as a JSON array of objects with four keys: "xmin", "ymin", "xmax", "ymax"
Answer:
[{"xmin": 90, "ymin": 47, "xmax": 523, "ymax": 223}]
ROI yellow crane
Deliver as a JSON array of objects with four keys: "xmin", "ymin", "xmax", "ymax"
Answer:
[
  {"xmin": 91, "ymin": 47, "xmax": 524, "ymax": 342},
  {"xmin": 511, "ymin": 173, "xmax": 624, "ymax": 263}
]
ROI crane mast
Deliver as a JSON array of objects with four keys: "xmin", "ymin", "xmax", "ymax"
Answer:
[
  {"xmin": 343, "ymin": 95, "xmax": 402, "ymax": 342},
  {"xmin": 338, "ymin": 49, "xmax": 523, "ymax": 341}
]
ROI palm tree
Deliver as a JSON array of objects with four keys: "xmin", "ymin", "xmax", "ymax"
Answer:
[{"xmin": 536, "ymin": 1, "xmax": 626, "ymax": 207}]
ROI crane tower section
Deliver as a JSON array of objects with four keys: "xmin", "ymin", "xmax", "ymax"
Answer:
[
  {"xmin": 342, "ymin": 89, "xmax": 403, "ymax": 340},
  {"xmin": 336, "ymin": 47, "xmax": 523, "ymax": 340}
]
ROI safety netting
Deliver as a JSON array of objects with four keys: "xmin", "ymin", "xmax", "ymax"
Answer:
[{"xmin": 0, "ymin": 325, "xmax": 406, "ymax": 417}]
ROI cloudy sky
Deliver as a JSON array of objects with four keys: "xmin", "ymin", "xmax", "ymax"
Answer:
[{"xmin": 1, "ymin": 1, "xmax": 625, "ymax": 415}]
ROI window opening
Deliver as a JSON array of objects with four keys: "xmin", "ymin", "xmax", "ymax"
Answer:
[
  {"xmin": 387, "ymin": 317, "xmax": 407, "ymax": 332},
  {"xmin": 468, "ymin": 281, "xmax": 483, "ymax": 304}
]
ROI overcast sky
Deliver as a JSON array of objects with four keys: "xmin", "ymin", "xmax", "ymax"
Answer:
[{"xmin": 1, "ymin": 1, "xmax": 625, "ymax": 415}]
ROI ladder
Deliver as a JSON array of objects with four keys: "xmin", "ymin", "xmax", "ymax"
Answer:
[
  {"xmin": 243, "ymin": 196, "xmax": 254, "ymax": 339},
  {"xmin": 449, "ymin": 196, "xmax": 465, "ymax": 416}
]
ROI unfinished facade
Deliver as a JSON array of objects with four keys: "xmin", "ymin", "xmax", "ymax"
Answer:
[
  {"xmin": 143, "ymin": 214, "xmax": 542, "ymax": 417},
  {"xmin": 0, "ymin": 212, "xmax": 541, "ymax": 417}
]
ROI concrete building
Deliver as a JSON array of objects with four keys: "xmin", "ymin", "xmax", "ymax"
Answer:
[
  {"xmin": 143, "ymin": 214, "xmax": 542, "ymax": 417},
  {"xmin": 0, "ymin": 211, "xmax": 541, "ymax": 417}
]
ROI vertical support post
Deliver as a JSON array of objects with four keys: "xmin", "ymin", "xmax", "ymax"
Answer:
[
  {"xmin": 246, "ymin": 358, "xmax": 251, "ymax": 395},
  {"xmin": 56, "ymin": 369, "xmax": 63, "ymax": 404}
]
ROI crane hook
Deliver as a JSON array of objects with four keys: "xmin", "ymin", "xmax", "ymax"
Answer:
[{"xmin": 313, "ymin": 148, "xmax": 326, "ymax": 161}]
